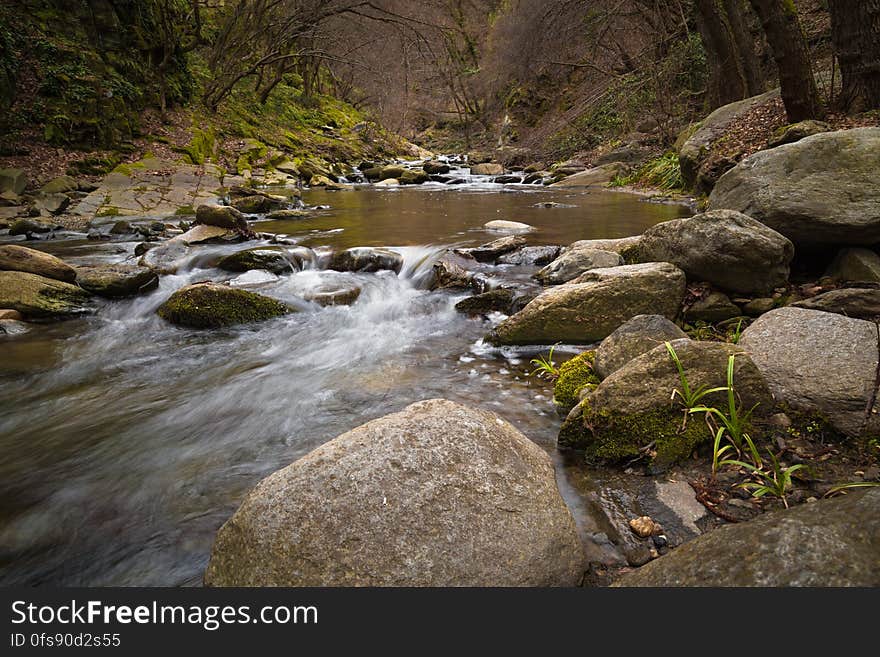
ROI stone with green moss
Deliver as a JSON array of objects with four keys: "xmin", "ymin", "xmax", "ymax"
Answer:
[
  {"xmin": 553, "ymin": 351, "xmax": 600, "ymax": 413},
  {"xmin": 157, "ymin": 283, "xmax": 292, "ymax": 329},
  {"xmin": 0, "ymin": 270, "xmax": 91, "ymax": 319},
  {"xmin": 559, "ymin": 339, "xmax": 773, "ymax": 472}
]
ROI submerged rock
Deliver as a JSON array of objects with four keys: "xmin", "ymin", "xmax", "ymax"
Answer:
[
  {"xmin": 75, "ymin": 264, "xmax": 159, "ymax": 298},
  {"xmin": 738, "ymin": 307, "xmax": 878, "ymax": 437},
  {"xmin": 0, "ymin": 244, "xmax": 77, "ymax": 283},
  {"xmin": 536, "ymin": 248, "xmax": 623, "ymax": 285},
  {"xmin": 329, "ymin": 247, "xmax": 403, "ymax": 273},
  {"xmin": 231, "ymin": 195, "xmax": 285, "ymax": 214},
  {"xmin": 423, "ymin": 161, "xmax": 451, "ymax": 175},
  {"xmin": 204, "ymin": 399, "xmax": 585, "ymax": 586},
  {"xmin": 633, "ymin": 210, "xmax": 794, "ymax": 295},
  {"xmin": 0, "ymin": 271, "xmax": 91, "ymax": 319},
  {"xmin": 157, "ymin": 282, "xmax": 292, "ymax": 329},
  {"xmin": 559, "ymin": 340, "xmax": 772, "ymax": 471},
  {"xmin": 483, "ymin": 220, "xmax": 534, "ymax": 233},
  {"xmin": 593, "ymin": 314, "xmax": 688, "ymax": 379},
  {"xmin": 615, "ymin": 488, "xmax": 880, "ymax": 586},
  {"xmin": 709, "ymin": 128, "xmax": 880, "ymax": 246},
  {"xmin": 8, "ymin": 218, "xmax": 58, "ymax": 236},
  {"xmin": 489, "ymin": 263, "xmax": 686, "ymax": 346}
]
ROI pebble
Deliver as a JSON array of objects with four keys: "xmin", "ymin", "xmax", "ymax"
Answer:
[{"xmin": 628, "ymin": 516, "xmax": 659, "ymax": 538}]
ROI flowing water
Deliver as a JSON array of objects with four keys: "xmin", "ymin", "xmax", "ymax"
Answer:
[{"xmin": 0, "ymin": 180, "xmax": 688, "ymax": 585}]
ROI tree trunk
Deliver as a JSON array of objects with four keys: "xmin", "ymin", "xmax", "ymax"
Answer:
[
  {"xmin": 827, "ymin": 0, "xmax": 880, "ymax": 111},
  {"xmin": 694, "ymin": 0, "xmax": 754, "ymax": 107},
  {"xmin": 720, "ymin": 0, "xmax": 764, "ymax": 95},
  {"xmin": 746, "ymin": 0, "xmax": 823, "ymax": 121}
]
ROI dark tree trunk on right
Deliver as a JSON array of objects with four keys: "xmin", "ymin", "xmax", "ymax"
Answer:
[
  {"xmin": 827, "ymin": 0, "xmax": 880, "ymax": 111},
  {"xmin": 746, "ymin": 0, "xmax": 823, "ymax": 122}
]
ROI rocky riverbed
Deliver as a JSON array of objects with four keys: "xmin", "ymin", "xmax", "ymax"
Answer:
[{"xmin": 1, "ymin": 134, "xmax": 879, "ymax": 586}]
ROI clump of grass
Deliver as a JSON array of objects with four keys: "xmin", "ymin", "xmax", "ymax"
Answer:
[
  {"xmin": 666, "ymin": 341, "xmax": 727, "ymax": 411},
  {"xmin": 530, "ymin": 343, "xmax": 561, "ymax": 381},
  {"xmin": 612, "ymin": 152, "xmax": 684, "ymax": 191},
  {"xmin": 729, "ymin": 450, "xmax": 809, "ymax": 509}
]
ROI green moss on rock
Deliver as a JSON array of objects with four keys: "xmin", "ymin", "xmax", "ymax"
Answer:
[
  {"xmin": 553, "ymin": 351, "xmax": 600, "ymax": 412},
  {"xmin": 157, "ymin": 283, "xmax": 292, "ymax": 329},
  {"xmin": 560, "ymin": 403, "xmax": 710, "ymax": 471}
]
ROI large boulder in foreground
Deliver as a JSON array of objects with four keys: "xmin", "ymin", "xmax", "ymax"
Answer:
[
  {"xmin": 75, "ymin": 264, "xmax": 158, "ymax": 298},
  {"xmin": 633, "ymin": 210, "xmax": 793, "ymax": 295},
  {"xmin": 489, "ymin": 263, "xmax": 686, "ymax": 346},
  {"xmin": 0, "ymin": 271, "xmax": 91, "ymax": 319},
  {"xmin": 594, "ymin": 314, "xmax": 688, "ymax": 379},
  {"xmin": 738, "ymin": 307, "xmax": 878, "ymax": 437},
  {"xmin": 205, "ymin": 399, "xmax": 585, "ymax": 586},
  {"xmin": 559, "ymin": 340, "xmax": 773, "ymax": 472},
  {"xmin": 0, "ymin": 245, "xmax": 77, "ymax": 283},
  {"xmin": 615, "ymin": 488, "xmax": 880, "ymax": 586},
  {"xmin": 709, "ymin": 128, "xmax": 880, "ymax": 246},
  {"xmin": 157, "ymin": 282, "xmax": 291, "ymax": 329}
]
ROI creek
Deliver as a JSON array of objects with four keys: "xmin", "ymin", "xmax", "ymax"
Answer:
[{"xmin": 0, "ymin": 176, "xmax": 688, "ymax": 585}]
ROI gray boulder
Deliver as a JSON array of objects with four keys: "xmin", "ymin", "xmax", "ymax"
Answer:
[
  {"xmin": 471, "ymin": 163, "xmax": 504, "ymax": 176},
  {"xmin": 633, "ymin": 210, "xmax": 793, "ymax": 295},
  {"xmin": 195, "ymin": 204, "xmax": 250, "ymax": 233},
  {"xmin": 430, "ymin": 256, "xmax": 490, "ymax": 293},
  {"xmin": 489, "ymin": 263, "xmax": 686, "ymax": 346},
  {"xmin": 35, "ymin": 193, "xmax": 70, "ymax": 215},
  {"xmin": 456, "ymin": 236, "xmax": 526, "ymax": 263},
  {"xmin": 565, "ymin": 235, "xmax": 642, "ymax": 258},
  {"xmin": 559, "ymin": 340, "xmax": 773, "ymax": 471},
  {"xmin": 738, "ymin": 307, "xmax": 878, "ymax": 436},
  {"xmin": 497, "ymin": 245, "xmax": 561, "ymax": 266},
  {"xmin": 0, "ymin": 245, "xmax": 77, "ymax": 283},
  {"xmin": 709, "ymin": 128, "xmax": 880, "ymax": 246},
  {"xmin": 0, "ymin": 168, "xmax": 27, "ymax": 195},
  {"xmin": 678, "ymin": 89, "xmax": 780, "ymax": 192},
  {"xmin": 329, "ymin": 247, "xmax": 403, "ymax": 273},
  {"xmin": 615, "ymin": 488, "xmax": 880, "ymax": 586},
  {"xmin": 0, "ymin": 271, "xmax": 91, "ymax": 319},
  {"xmin": 825, "ymin": 248, "xmax": 880, "ymax": 283},
  {"xmin": 204, "ymin": 399, "xmax": 585, "ymax": 586},
  {"xmin": 594, "ymin": 314, "xmax": 688, "ymax": 379},
  {"xmin": 536, "ymin": 248, "xmax": 623, "ymax": 285},
  {"xmin": 75, "ymin": 264, "xmax": 159, "ymax": 298},
  {"xmin": 218, "ymin": 248, "xmax": 300, "ymax": 275},
  {"xmin": 792, "ymin": 288, "xmax": 880, "ymax": 321},
  {"xmin": 455, "ymin": 289, "xmax": 515, "ymax": 316}
]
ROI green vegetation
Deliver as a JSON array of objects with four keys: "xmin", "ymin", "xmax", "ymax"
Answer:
[
  {"xmin": 611, "ymin": 152, "xmax": 685, "ymax": 192},
  {"xmin": 530, "ymin": 343, "xmax": 560, "ymax": 380},
  {"xmin": 551, "ymin": 351, "xmax": 600, "ymax": 412},
  {"xmin": 666, "ymin": 341, "xmax": 727, "ymax": 411}
]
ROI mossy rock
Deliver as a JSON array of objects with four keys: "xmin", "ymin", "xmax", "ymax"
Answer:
[
  {"xmin": 552, "ymin": 351, "xmax": 600, "ymax": 413},
  {"xmin": 559, "ymin": 339, "xmax": 774, "ymax": 472},
  {"xmin": 0, "ymin": 270, "xmax": 91, "ymax": 319},
  {"xmin": 399, "ymin": 169, "xmax": 429, "ymax": 185},
  {"xmin": 157, "ymin": 283, "xmax": 292, "ymax": 329}
]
